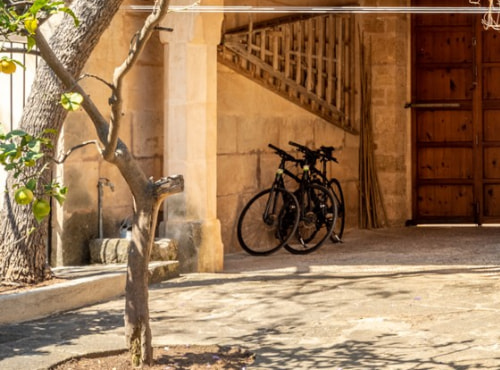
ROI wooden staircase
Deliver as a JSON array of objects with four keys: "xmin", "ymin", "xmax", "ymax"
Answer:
[{"xmin": 218, "ymin": 14, "xmax": 358, "ymax": 135}]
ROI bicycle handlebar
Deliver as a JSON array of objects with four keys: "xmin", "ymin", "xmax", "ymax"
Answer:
[
  {"xmin": 268, "ymin": 143, "xmax": 297, "ymax": 163},
  {"xmin": 289, "ymin": 141, "xmax": 338, "ymax": 164},
  {"xmin": 319, "ymin": 146, "xmax": 338, "ymax": 163}
]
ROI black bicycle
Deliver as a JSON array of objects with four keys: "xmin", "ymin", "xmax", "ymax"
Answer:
[
  {"xmin": 276, "ymin": 144, "xmax": 337, "ymax": 254},
  {"xmin": 288, "ymin": 141, "xmax": 345, "ymax": 242},
  {"xmin": 237, "ymin": 145, "xmax": 300, "ymax": 256}
]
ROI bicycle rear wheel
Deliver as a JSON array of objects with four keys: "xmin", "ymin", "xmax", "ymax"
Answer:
[
  {"xmin": 328, "ymin": 178, "xmax": 345, "ymax": 242},
  {"xmin": 237, "ymin": 187, "xmax": 299, "ymax": 256},
  {"xmin": 285, "ymin": 183, "xmax": 336, "ymax": 254}
]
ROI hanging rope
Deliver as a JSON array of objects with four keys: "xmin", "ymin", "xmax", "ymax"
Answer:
[
  {"xmin": 358, "ymin": 31, "xmax": 387, "ymax": 229},
  {"xmin": 470, "ymin": 0, "xmax": 500, "ymax": 30}
]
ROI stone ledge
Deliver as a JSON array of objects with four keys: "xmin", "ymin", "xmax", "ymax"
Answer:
[
  {"xmin": 89, "ymin": 238, "xmax": 178, "ymax": 264},
  {"xmin": 0, "ymin": 261, "xmax": 179, "ymax": 325}
]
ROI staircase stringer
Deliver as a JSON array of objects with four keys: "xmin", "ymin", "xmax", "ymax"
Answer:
[{"xmin": 218, "ymin": 14, "xmax": 358, "ymax": 135}]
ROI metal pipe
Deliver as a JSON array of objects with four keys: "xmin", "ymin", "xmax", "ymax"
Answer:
[{"xmin": 97, "ymin": 178, "xmax": 115, "ymax": 239}]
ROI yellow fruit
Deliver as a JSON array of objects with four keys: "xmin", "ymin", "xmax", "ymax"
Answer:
[
  {"xmin": 0, "ymin": 60, "xmax": 16, "ymax": 74},
  {"xmin": 24, "ymin": 17, "xmax": 38, "ymax": 34},
  {"xmin": 33, "ymin": 199, "xmax": 51, "ymax": 221},
  {"xmin": 14, "ymin": 187, "xmax": 34, "ymax": 205}
]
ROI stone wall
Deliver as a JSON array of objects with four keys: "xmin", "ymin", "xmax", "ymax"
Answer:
[
  {"xmin": 51, "ymin": 2, "xmax": 165, "ymax": 266},
  {"xmin": 357, "ymin": 3, "xmax": 412, "ymax": 225},
  {"xmin": 217, "ymin": 1, "xmax": 412, "ymax": 253},
  {"xmin": 217, "ymin": 65, "xmax": 359, "ymax": 253},
  {"xmin": 49, "ymin": 0, "xmax": 412, "ymax": 264}
]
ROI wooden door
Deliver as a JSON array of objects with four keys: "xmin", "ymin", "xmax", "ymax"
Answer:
[{"xmin": 412, "ymin": 0, "xmax": 500, "ymax": 224}]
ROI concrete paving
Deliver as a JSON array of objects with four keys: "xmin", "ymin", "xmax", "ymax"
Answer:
[{"xmin": 1, "ymin": 226, "xmax": 500, "ymax": 369}]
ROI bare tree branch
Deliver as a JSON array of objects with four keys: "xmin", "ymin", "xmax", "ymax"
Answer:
[
  {"xmin": 154, "ymin": 174, "xmax": 184, "ymax": 200},
  {"xmin": 78, "ymin": 73, "xmax": 115, "ymax": 92},
  {"xmin": 33, "ymin": 31, "xmax": 112, "ymax": 147},
  {"xmin": 104, "ymin": 0, "xmax": 170, "ymax": 160},
  {"xmin": 52, "ymin": 140, "xmax": 102, "ymax": 164}
]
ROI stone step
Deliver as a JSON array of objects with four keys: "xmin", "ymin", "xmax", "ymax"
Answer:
[
  {"xmin": 89, "ymin": 238, "xmax": 178, "ymax": 264},
  {"xmin": 0, "ymin": 261, "xmax": 179, "ymax": 325}
]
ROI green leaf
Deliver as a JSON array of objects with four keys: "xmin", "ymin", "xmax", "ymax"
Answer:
[
  {"xmin": 53, "ymin": 193, "xmax": 65, "ymax": 205},
  {"xmin": 27, "ymin": 35, "xmax": 36, "ymax": 51},
  {"xmin": 60, "ymin": 92, "xmax": 83, "ymax": 111},
  {"xmin": 26, "ymin": 178, "xmax": 37, "ymax": 191},
  {"xmin": 59, "ymin": 7, "xmax": 79, "ymax": 26},
  {"xmin": 43, "ymin": 128, "xmax": 58, "ymax": 136},
  {"xmin": 5, "ymin": 129, "xmax": 27, "ymax": 139}
]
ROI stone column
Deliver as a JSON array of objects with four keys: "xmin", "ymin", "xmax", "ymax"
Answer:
[{"xmin": 159, "ymin": 1, "xmax": 224, "ymax": 272}]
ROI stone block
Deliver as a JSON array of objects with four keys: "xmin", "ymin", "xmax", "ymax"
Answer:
[
  {"xmin": 131, "ymin": 110, "xmax": 163, "ymax": 158},
  {"xmin": 238, "ymin": 116, "xmax": 280, "ymax": 153},
  {"xmin": 217, "ymin": 115, "xmax": 238, "ymax": 154},
  {"xmin": 217, "ymin": 154, "xmax": 258, "ymax": 196},
  {"xmin": 89, "ymin": 238, "xmax": 178, "ymax": 264},
  {"xmin": 217, "ymin": 194, "xmax": 241, "ymax": 253}
]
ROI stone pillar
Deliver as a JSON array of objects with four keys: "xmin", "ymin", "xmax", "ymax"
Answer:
[{"xmin": 159, "ymin": 1, "xmax": 224, "ymax": 272}]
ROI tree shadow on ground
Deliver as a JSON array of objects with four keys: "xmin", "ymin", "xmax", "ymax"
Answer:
[
  {"xmin": 0, "ymin": 308, "xmax": 123, "ymax": 361},
  {"xmin": 241, "ymin": 329, "xmax": 500, "ymax": 369}
]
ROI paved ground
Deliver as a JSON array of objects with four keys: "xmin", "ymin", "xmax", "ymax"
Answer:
[{"xmin": 1, "ymin": 226, "xmax": 500, "ymax": 369}]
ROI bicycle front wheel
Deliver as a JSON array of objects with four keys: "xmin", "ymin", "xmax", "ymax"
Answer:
[
  {"xmin": 285, "ymin": 183, "xmax": 337, "ymax": 254},
  {"xmin": 237, "ymin": 187, "xmax": 300, "ymax": 256},
  {"xmin": 328, "ymin": 178, "xmax": 345, "ymax": 242}
]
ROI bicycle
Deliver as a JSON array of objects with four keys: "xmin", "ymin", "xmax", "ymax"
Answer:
[
  {"xmin": 278, "ymin": 144, "xmax": 338, "ymax": 254},
  {"xmin": 288, "ymin": 141, "xmax": 345, "ymax": 242},
  {"xmin": 237, "ymin": 145, "xmax": 300, "ymax": 256}
]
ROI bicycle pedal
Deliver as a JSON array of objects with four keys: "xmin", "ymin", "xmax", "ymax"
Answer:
[{"xmin": 332, "ymin": 234, "xmax": 343, "ymax": 243}]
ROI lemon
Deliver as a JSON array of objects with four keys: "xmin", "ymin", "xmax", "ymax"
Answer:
[
  {"xmin": 24, "ymin": 17, "xmax": 38, "ymax": 34},
  {"xmin": 14, "ymin": 187, "xmax": 34, "ymax": 205},
  {"xmin": 0, "ymin": 60, "xmax": 16, "ymax": 74},
  {"xmin": 33, "ymin": 199, "xmax": 51, "ymax": 221}
]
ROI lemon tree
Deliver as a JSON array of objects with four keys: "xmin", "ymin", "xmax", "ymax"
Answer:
[
  {"xmin": 1, "ymin": 1, "xmax": 79, "ymax": 223},
  {"xmin": 0, "ymin": 128, "xmax": 67, "ymax": 222}
]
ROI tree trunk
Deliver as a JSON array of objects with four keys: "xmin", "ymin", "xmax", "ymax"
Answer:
[
  {"xmin": 125, "ymin": 199, "xmax": 156, "ymax": 365},
  {"xmin": 0, "ymin": 0, "xmax": 184, "ymax": 365},
  {"xmin": 0, "ymin": 0, "xmax": 124, "ymax": 284}
]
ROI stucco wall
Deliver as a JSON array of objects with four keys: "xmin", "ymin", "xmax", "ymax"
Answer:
[{"xmin": 51, "ymin": 3, "xmax": 165, "ymax": 266}]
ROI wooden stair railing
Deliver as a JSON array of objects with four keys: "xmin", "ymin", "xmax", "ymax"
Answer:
[{"xmin": 218, "ymin": 14, "xmax": 358, "ymax": 135}]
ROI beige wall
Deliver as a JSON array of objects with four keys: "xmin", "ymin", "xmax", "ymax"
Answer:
[
  {"xmin": 357, "ymin": 6, "xmax": 412, "ymax": 225},
  {"xmin": 217, "ymin": 64, "xmax": 359, "ymax": 253},
  {"xmin": 50, "ymin": 0, "xmax": 412, "ymax": 264},
  {"xmin": 217, "ymin": 1, "xmax": 412, "ymax": 253},
  {"xmin": 51, "ymin": 2, "xmax": 165, "ymax": 265}
]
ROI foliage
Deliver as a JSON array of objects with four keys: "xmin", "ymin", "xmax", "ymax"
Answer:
[
  {"xmin": 0, "ymin": 128, "xmax": 67, "ymax": 222},
  {"xmin": 1, "ymin": 0, "xmax": 78, "ymax": 50},
  {"xmin": 0, "ymin": 1, "xmax": 79, "ymax": 222}
]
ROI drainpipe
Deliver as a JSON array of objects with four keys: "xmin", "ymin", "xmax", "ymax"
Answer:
[{"xmin": 97, "ymin": 177, "xmax": 114, "ymax": 239}]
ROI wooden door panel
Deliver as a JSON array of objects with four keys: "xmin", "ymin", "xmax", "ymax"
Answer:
[
  {"xmin": 411, "ymin": 1, "xmax": 500, "ymax": 223},
  {"xmin": 484, "ymin": 185, "xmax": 500, "ymax": 216},
  {"xmin": 418, "ymin": 147, "xmax": 473, "ymax": 179},
  {"xmin": 483, "ymin": 110, "xmax": 500, "ymax": 141},
  {"xmin": 416, "ymin": 68, "xmax": 473, "ymax": 100},
  {"xmin": 483, "ymin": 148, "xmax": 500, "ymax": 179},
  {"xmin": 417, "ymin": 185, "xmax": 474, "ymax": 217},
  {"xmin": 416, "ymin": 31, "xmax": 473, "ymax": 64},
  {"xmin": 483, "ymin": 68, "xmax": 500, "ymax": 99},
  {"xmin": 416, "ymin": 110, "xmax": 472, "ymax": 142},
  {"xmin": 483, "ymin": 31, "xmax": 500, "ymax": 62}
]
